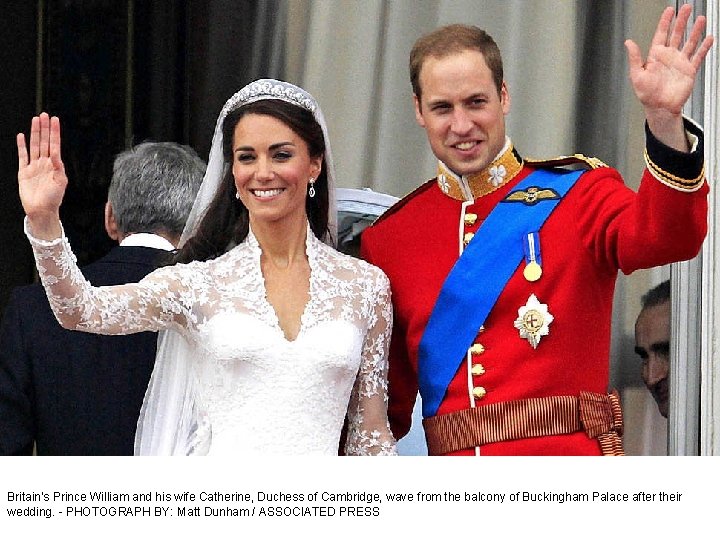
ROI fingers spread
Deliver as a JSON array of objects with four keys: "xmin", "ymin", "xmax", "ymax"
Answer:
[
  {"xmin": 650, "ymin": 6, "xmax": 675, "ymax": 50},
  {"xmin": 682, "ymin": 15, "xmax": 706, "ymax": 56},
  {"xmin": 691, "ymin": 35, "xmax": 715, "ymax": 71},
  {"xmin": 624, "ymin": 39, "xmax": 643, "ymax": 72},
  {"xmin": 668, "ymin": 4, "xmax": 692, "ymax": 49}
]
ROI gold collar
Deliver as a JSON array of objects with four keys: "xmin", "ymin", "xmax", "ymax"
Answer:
[{"xmin": 436, "ymin": 143, "xmax": 524, "ymax": 201}]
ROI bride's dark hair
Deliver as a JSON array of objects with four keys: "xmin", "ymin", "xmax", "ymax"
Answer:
[{"xmin": 172, "ymin": 99, "xmax": 330, "ymax": 264}]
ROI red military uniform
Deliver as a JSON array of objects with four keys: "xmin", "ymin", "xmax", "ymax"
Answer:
[{"xmin": 361, "ymin": 122, "xmax": 707, "ymax": 455}]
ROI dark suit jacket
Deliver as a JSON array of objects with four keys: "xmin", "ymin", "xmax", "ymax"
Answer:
[{"xmin": 0, "ymin": 246, "xmax": 166, "ymax": 455}]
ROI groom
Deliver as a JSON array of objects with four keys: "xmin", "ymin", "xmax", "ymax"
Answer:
[{"xmin": 362, "ymin": 5, "xmax": 713, "ymax": 455}]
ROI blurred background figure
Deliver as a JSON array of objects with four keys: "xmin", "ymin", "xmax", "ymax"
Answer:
[
  {"xmin": 0, "ymin": 141, "xmax": 205, "ymax": 455},
  {"xmin": 634, "ymin": 280, "xmax": 671, "ymax": 419},
  {"xmin": 336, "ymin": 188, "xmax": 398, "ymax": 258}
]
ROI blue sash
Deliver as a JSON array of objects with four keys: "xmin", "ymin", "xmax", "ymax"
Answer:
[{"xmin": 418, "ymin": 168, "xmax": 584, "ymax": 417}]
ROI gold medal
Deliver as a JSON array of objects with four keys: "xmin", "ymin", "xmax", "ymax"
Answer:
[
  {"xmin": 523, "ymin": 233, "xmax": 542, "ymax": 282},
  {"xmin": 523, "ymin": 261, "xmax": 542, "ymax": 282}
]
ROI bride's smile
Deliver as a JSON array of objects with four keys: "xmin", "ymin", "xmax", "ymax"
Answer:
[{"xmin": 232, "ymin": 113, "xmax": 321, "ymax": 227}]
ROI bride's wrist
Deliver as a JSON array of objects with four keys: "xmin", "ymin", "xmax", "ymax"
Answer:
[{"xmin": 24, "ymin": 215, "xmax": 65, "ymax": 246}]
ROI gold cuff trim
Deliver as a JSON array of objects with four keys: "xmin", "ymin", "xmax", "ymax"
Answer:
[{"xmin": 644, "ymin": 149, "xmax": 705, "ymax": 192}]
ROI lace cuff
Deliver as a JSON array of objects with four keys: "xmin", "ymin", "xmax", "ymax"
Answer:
[
  {"xmin": 345, "ymin": 429, "xmax": 398, "ymax": 456},
  {"xmin": 23, "ymin": 216, "xmax": 68, "ymax": 249},
  {"xmin": 344, "ymin": 268, "xmax": 397, "ymax": 456}
]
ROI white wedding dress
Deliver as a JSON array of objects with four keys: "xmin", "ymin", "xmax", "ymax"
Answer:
[{"xmin": 27, "ymin": 221, "xmax": 397, "ymax": 456}]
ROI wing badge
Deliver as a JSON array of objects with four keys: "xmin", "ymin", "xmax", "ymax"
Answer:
[{"xmin": 503, "ymin": 186, "xmax": 559, "ymax": 206}]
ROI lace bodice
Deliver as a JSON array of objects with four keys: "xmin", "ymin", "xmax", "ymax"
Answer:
[{"xmin": 27, "ymin": 221, "xmax": 396, "ymax": 455}]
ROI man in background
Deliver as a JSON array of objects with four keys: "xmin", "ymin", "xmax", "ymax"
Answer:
[
  {"xmin": 634, "ymin": 280, "xmax": 671, "ymax": 419},
  {"xmin": 0, "ymin": 141, "xmax": 205, "ymax": 455}
]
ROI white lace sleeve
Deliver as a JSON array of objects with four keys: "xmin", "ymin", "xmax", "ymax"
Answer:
[
  {"xmin": 25, "ymin": 218, "xmax": 190, "ymax": 335},
  {"xmin": 344, "ymin": 268, "xmax": 397, "ymax": 456}
]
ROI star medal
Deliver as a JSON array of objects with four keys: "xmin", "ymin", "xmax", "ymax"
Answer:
[
  {"xmin": 514, "ymin": 293, "xmax": 554, "ymax": 349},
  {"xmin": 523, "ymin": 231, "xmax": 542, "ymax": 282}
]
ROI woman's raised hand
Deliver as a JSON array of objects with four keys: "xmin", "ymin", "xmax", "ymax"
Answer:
[{"xmin": 17, "ymin": 113, "xmax": 67, "ymax": 239}]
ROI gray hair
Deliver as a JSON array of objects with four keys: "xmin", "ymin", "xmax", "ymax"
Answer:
[
  {"xmin": 641, "ymin": 279, "xmax": 670, "ymax": 310},
  {"xmin": 109, "ymin": 142, "xmax": 206, "ymax": 237}
]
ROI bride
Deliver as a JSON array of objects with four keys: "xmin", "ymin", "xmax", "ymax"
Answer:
[{"xmin": 17, "ymin": 79, "xmax": 397, "ymax": 456}]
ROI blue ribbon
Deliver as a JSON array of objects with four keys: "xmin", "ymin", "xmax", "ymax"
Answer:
[{"xmin": 418, "ymin": 168, "xmax": 584, "ymax": 417}]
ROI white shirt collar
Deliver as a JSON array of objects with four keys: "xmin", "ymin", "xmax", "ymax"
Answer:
[{"xmin": 119, "ymin": 233, "xmax": 175, "ymax": 251}]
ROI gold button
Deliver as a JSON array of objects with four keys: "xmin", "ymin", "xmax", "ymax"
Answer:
[
  {"xmin": 464, "ymin": 213, "xmax": 478, "ymax": 226},
  {"xmin": 471, "ymin": 363, "xmax": 485, "ymax": 376},
  {"xmin": 472, "ymin": 386, "xmax": 487, "ymax": 400},
  {"xmin": 463, "ymin": 232, "xmax": 474, "ymax": 245},
  {"xmin": 470, "ymin": 343, "xmax": 485, "ymax": 355}
]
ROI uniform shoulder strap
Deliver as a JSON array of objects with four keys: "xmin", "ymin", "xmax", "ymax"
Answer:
[{"xmin": 525, "ymin": 153, "xmax": 608, "ymax": 171}]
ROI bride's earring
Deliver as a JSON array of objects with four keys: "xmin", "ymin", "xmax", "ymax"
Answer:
[
  {"xmin": 235, "ymin": 191, "xmax": 240, "ymax": 200},
  {"xmin": 308, "ymin": 177, "xmax": 316, "ymax": 198}
]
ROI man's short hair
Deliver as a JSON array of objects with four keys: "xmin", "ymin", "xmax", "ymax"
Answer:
[
  {"xmin": 409, "ymin": 24, "xmax": 504, "ymax": 99},
  {"xmin": 641, "ymin": 279, "xmax": 671, "ymax": 310},
  {"xmin": 109, "ymin": 142, "xmax": 206, "ymax": 237}
]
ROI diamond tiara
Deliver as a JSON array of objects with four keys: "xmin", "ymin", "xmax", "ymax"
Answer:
[{"xmin": 220, "ymin": 79, "xmax": 317, "ymax": 119}]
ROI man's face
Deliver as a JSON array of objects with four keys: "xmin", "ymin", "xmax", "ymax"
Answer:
[
  {"xmin": 634, "ymin": 302, "xmax": 671, "ymax": 418},
  {"xmin": 414, "ymin": 49, "xmax": 510, "ymax": 177}
]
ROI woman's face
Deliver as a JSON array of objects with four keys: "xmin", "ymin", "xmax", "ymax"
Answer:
[{"xmin": 232, "ymin": 113, "xmax": 321, "ymax": 228}]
